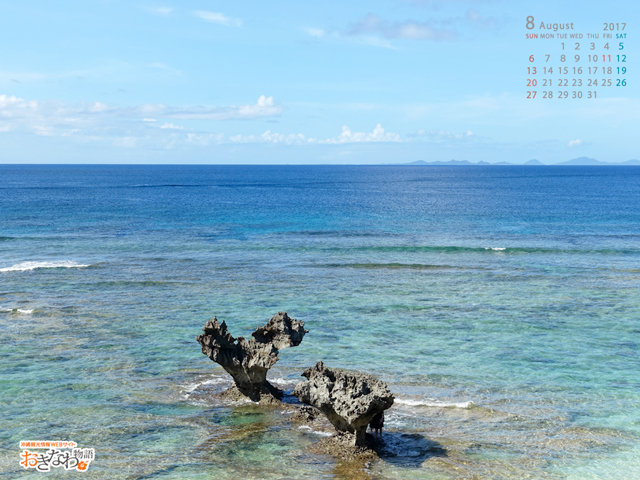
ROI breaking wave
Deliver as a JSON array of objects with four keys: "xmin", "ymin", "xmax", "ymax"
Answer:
[
  {"xmin": 0, "ymin": 261, "xmax": 90, "ymax": 273},
  {"xmin": 183, "ymin": 376, "xmax": 231, "ymax": 394},
  {"xmin": 0, "ymin": 307, "xmax": 34, "ymax": 314}
]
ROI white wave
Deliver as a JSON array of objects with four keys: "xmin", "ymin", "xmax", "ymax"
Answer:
[
  {"xmin": 0, "ymin": 307, "xmax": 34, "ymax": 314},
  {"xmin": 268, "ymin": 377, "xmax": 296, "ymax": 386},
  {"xmin": 395, "ymin": 397, "xmax": 474, "ymax": 409},
  {"xmin": 0, "ymin": 261, "xmax": 90, "ymax": 273},
  {"xmin": 484, "ymin": 247, "xmax": 506, "ymax": 251},
  {"xmin": 297, "ymin": 425, "xmax": 333, "ymax": 437},
  {"xmin": 183, "ymin": 376, "xmax": 231, "ymax": 394}
]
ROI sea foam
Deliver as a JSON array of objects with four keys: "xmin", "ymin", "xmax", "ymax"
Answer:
[
  {"xmin": 0, "ymin": 307, "xmax": 34, "ymax": 314},
  {"xmin": 0, "ymin": 261, "xmax": 90, "ymax": 272},
  {"xmin": 183, "ymin": 376, "xmax": 231, "ymax": 394},
  {"xmin": 297, "ymin": 425, "xmax": 333, "ymax": 437},
  {"xmin": 268, "ymin": 377, "xmax": 297, "ymax": 386},
  {"xmin": 394, "ymin": 397, "xmax": 475, "ymax": 409}
]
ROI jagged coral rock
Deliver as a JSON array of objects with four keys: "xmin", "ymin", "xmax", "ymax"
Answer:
[
  {"xmin": 196, "ymin": 312, "xmax": 308, "ymax": 401},
  {"xmin": 293, "ymin": 361, "xmax": 394, "ymax": 447}
]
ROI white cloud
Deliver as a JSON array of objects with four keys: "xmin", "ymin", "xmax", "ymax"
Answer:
[
  {"xmin": 0, "ymin": 62, "xmax": 182, "ymax": 87},
  {"xmin": 146, "ymin": 7, "xmax": 172, "ymax": 16},
  {"xmin": 0, "ymin": 94, "xmax": 283, "ymax": 150},
  {"xmin": 307, "ymin": 9, "xmax": 499, "ymax": 46},
  {"xmin": 304, "ymin": 25, "xmax": 394, "ymax": 48},
  {"xmin": 230, "ymin": 124, "xmax": 403, "ymax": 145},
  {"xmin": 230, "ymin": 131, "xmax": 309, "ymax": 145},
  {"xmin": 33, "ymin": 126, "xmax": 55, "ymax": 137},
  {"xmin": 114, "ymin": 137, "xmax": 138, "ymax": 148},
  {"xmin": 160, "ymin": 122, "xmax": 183, "ymax": 130},
  {"xmin": 147, "ymin": 62, "xmax": 182, "ymax": 76},
  {"xmin": 0, "ymin": 94, "xmax": 282, "ymax": 130},
  {"xmin": 185, "ymin": 133, "xmax": 224, "ymax": 146},
  {"xmin": 88, "ymin": 101, "xmax": 110, "ymax": 113},
  {"xmin": 0, "ymin": 94, "xmax": 403, "ymax": 149},
  {"xmin": 353, "ymin": 36, "xmax": 395, "ymax": 49},
  {"xmin": 194, "ymin": 11, "xmax": 242, "ymax": 27},
  {"xmin": 412, "ymin": 129, "xmax": 474, "ymax": 140},
  {"xmin": 346, "ymin": 14, "xmax": 456, "ymax": 41},
  {"xmin": 465, "ymin": 9, "xmax": 498, "ymax": 30},
  {"xmin": 321, "ymin": 124, "xmax": 402, "ymax": 143},
  {"xmin": 305, "ymin": 28, "xmax": 326, "ymax": 38},
  {"xmin": 568, "ymin": 139, "xmax": 583, "ymax": 147},
  {"xmin": 0, "ymin": 94, "xmax": 87, "ymax": 133},
  {"xmin": 162, "ymin": 95, "xmax": 282, "ymax": 120}
]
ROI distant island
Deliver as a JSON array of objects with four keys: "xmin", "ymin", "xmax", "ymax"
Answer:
[{"xmin": 402, "ymin": 157, "xmax": 640, "ymax": 166}]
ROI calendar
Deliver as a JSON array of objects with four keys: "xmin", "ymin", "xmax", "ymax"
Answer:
[{"xmin": 526, "ymin": 16, "xmax": 628, "ymax": 99}]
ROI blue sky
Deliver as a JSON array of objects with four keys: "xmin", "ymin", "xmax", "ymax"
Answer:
[{"xmin": 0, "ymin": 0, "xmax": 637, "ymax": 164}]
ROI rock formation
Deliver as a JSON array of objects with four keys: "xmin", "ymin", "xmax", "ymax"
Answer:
[
  {"xmin": 293, "ymin": 361, "xmax": 394, "ymax": 447},
  {"xmin": 196, "ymin": 312, "xmax": 308, "ymax": 402}
]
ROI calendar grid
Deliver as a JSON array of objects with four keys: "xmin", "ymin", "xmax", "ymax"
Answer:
[{"xmin": 526, "ymin": 16, "xmax": 628, "ymax": 99}]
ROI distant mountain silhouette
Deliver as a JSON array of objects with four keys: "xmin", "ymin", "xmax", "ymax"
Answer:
[
  {"xmin": 400, "ymin": 157, "xmax": 639, "ymax": 166},
  {"xmin": 405, "ymin": 160, "xmax": 475, "ymax": 166},
  {"xmin": 556, "ymin": 157, "xmax": 605, "ymax": 165},
  {"xmin": 552, "ymin": 157, "xmax": 640, "ymax": 165}
]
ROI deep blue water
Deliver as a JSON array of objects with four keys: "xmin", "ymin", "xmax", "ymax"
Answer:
[{"xmin": 1, "ymin": 165, "xmax": 639, "ymax": 479}]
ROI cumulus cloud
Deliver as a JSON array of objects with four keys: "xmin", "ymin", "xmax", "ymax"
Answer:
[
  {"xmin": 0, "ymin": 94, "xmax": 282, "ymax": 148},
  {"xmin": 157, "ymin": 95, "xmax": 282, "ymax": 120},
  {"xmin": 185, "ymin": 133, "xmax": 224, "ymax": 146},
  {"xmin": 0, "ymin": 94, "xmax": 403, "ymax": 150},
  {"xmin": 0, "ymin": 94, "xmax": 281, "ymax": 128},
  {"xmin": 0, "ymin": 94, "xmax": 112, "ymax": 134},
  {"xmin": 160, "ymin": 122, "xmax": 183, "ymax": 129},
  {"xmin": 230, "ymin": 124, "xmax": 403, "ymax": 145},
  {"xmin": 230, "ymin": 131, "xmax": 309, "ymax": 145},
  {"xmin": 346, "ymin": 13, "xmax": 456, "ymax": 41},
  {"xmin": 194, "ymin": 11, "xmax": 242, "ymax": 27},
  {"xmin": 568, "ymin": 139, "xmax": 583, "ymax": 147},
  {"xmin": 321, "ymin": 124, "xmax": 402, "ymax": 143}
]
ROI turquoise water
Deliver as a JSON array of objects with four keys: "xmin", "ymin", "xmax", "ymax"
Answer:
[{"xmin": 1, "ymin": 165, "xmax": 639, "ymax": 479}]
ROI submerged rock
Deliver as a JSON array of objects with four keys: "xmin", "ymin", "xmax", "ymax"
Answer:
[
  {"xmin": 293, "ymin": 361, "xmax": 394, "ymax": 447},
  {"xmin": 196, "ymin": 312, "xmax": 308, "ymax": 402}
]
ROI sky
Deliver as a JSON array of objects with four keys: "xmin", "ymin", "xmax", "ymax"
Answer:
[{"xmin": 0, "ymin": 0, "xmax": 637, "ymax": 164}]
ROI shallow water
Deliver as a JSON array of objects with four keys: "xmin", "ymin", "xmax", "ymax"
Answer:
[{"xmin": 1, "ymin": 165, "xmax": 639, "ymax": 479}]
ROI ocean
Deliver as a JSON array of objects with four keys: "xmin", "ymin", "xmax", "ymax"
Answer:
[{"xmin": 1, "ymin": 164, "xmax": 639, "ymax": 479}]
